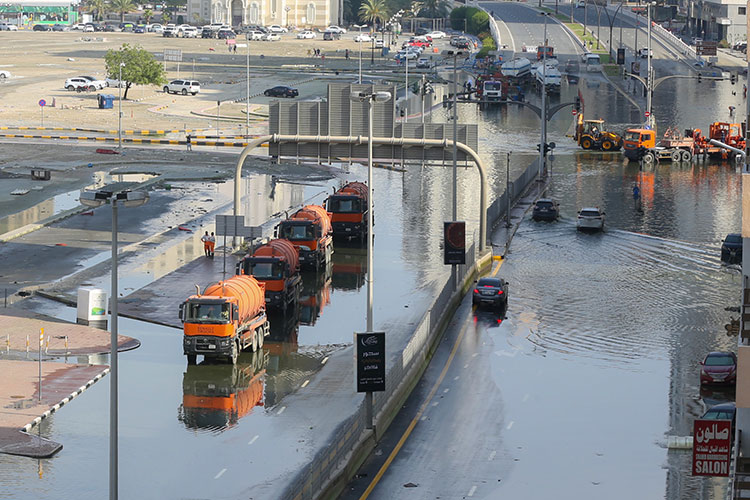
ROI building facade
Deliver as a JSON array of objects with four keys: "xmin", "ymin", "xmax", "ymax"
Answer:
[
  {"xmin": 687, "ymin": 0, "xmax": 746, "ymax": 43},
  {"xmin": 187, "ymin": 0, "xmax": 340, "ymax": 29}
]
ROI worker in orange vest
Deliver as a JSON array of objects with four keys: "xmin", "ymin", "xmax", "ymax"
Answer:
[
  {"xmin": 201, "ymin": 232, "xmax": 211, "ymax": 257},
  {"xmin": 208, "ymin": 232, "xmax": 216, "ymax": 257}
]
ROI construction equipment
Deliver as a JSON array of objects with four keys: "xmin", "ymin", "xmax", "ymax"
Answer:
[{"xmin": 574, "ymin": 115, "xmax": 623, "ymax": 151}]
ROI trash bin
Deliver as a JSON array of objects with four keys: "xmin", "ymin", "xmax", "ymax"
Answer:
[{"xmin": 98, "ymin": 94, "xmax": 115, "ymax": 109}]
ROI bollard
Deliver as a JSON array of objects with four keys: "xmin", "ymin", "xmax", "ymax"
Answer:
[
  {"xmin": 65, "ymin": 336, "xmax": 68, "ymax": 352},
  {"xmin": 45, "ymin": 336, "xmax": 50, "ymax": 354},
  {"xmin": 5, "ymin": 334, "xmax": 8, "ymax": 354},
  {"xmin": 26, "ymin": 334, "xmax": 29, "ymax": 355}
]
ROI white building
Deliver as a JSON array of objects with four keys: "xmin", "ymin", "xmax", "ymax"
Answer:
[{"xmin": 187, "ymin": 0, "xmax": 340, "ymax": 29}]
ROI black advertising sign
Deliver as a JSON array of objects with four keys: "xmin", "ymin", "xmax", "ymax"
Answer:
[
  {"xmin": 617, "ymin": 48, "xmax": 625, "ymax": 65},
  {"xmin": 444, "ymin": 221, "xmax": 466, "ymax": 265},
  {"xmin": 356, "ymin": 332, "xmax": 385, "ymax": 392}
]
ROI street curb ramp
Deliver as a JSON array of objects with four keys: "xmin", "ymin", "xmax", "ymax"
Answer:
[{"xmin": 301, "ymin": 249, "xmax": 492, "ymax": 500}]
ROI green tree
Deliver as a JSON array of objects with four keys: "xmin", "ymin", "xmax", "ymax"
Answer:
[
  {"xmin": 358, "ymin": 0, "xmax": 390, "ymax": 28},
  {"xmin": 143, "ymin": 8, "xmax": 153, "ymax": 23},
  {"xmin": 87, "ymin": 0, "xmax": 108, "ymax": 21},
  {"xmin": 417, "ymin": 0, "xmax": 449, "ymax": 18},
  {"xmin": 109, "ymin": 0, "xmax": 135, "ymax": 23},
  {"xmin": 104, "ymin": 44, "xmax": 166, "ymax": 100},
  {"xmin": 161, "ymin": 12, "xmax": 170, "ymax": 24}
]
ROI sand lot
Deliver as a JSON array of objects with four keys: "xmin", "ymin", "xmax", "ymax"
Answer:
[{"xmin": 0, "ymin": 30, "xmax": 397, "ymax": 131}]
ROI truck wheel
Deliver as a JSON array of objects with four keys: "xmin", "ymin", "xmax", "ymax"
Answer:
[
  {"xmin": 671, "ymin": 150, "xmax": 681, "ymax": 162},
  {"xmin": 581, "ymin": 137, "xmax": 593, "ymax": 150},
  {"xmin": 186, "ymin": 354, "xmax": 197, "ymax": 365},
  {"xmin": 251, "ymin": 330, "xmax": 258, "ymax": 352},
  {"xmin": 601, "ymin": 139, "xmax": 613, "ymax": 151},
  {"xmin": 258, "ymin": 329, "xmax": 264, "ymax": 349},
  {"xmin": 681, "ymin": 150, "xmax": 692, "ymax": 162},
  {"xmin": 229, "ymin": 341, "xmax": 238, "ymax": 364},
  {"xmin": 643, "ymin": 152, "xmax": 655, "ymax": 164}
]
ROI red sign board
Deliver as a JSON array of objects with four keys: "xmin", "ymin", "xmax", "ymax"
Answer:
[
  {"xmin": 692, "ymin": 419, "xmax": 732, "ymax": 476},
  {"xmin": 572, "ymin": 109, "xmax": 577, "ymax": 116},
  {"xmin": 644, "ymin": 111, "xmax": 650, "ymax": 117}
]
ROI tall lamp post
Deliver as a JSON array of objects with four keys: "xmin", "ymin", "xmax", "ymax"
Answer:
[
  {"xmin": 349, "ymin": 89, "xmax": 392, "ymax": 429},
  {"xmin": 646, "ymin": 1, "xmax": 655, "ymax": 127},
  {"xmin": 539, "ymin": 12, "xmax": 550, "ymax": 179},
  {"xmin": 79, "ymin": 188, "xmax": 149, "ymax": 500},
  {"xmin": 245, "ymin": 32, "xmax": 250, "ymax": 138},
  {"xmin": 354, "ymin": 24, "xmax": 367, "ymax": 84},
  {"xmin": 117, "ymin": 62, "xmax": 124, "ymax": 151}
]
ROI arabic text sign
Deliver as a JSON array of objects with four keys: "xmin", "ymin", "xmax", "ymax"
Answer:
[
  {"xmin": 692, "ymin": 419, "xmax": 731, "ymax": 476},
  {"xmin": 355, "ymin": 332, "xmax": 385, "ymax": 392}
]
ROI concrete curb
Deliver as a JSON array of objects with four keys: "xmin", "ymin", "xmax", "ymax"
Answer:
[
  {"xmin": 21, "ymin": 367, "xmax": 109, "ymax": 433},
  {"xmin": 0, "ymin": 126, "xmax": 200, "ymax": 135}
]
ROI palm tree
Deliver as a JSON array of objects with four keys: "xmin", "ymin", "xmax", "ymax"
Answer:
[
  {"xmin": 417, "ymin": 0, "xmax": 449, "ymax": 18},
  {"xmin": 87, "ymin": 0, "xmax": 108, "ymax": 21},
  {"xmin": 143, "ymin": 8, "xmax": 153, "ymax": 23},
  {"xmin": 358, "ymin": 0, "xmax": 389, "ymax": 29},
  {"xmin": 109, "ymin": 0, "xmax": 135, "ymax": 23}
]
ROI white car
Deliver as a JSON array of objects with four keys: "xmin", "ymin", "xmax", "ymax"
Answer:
[
  {"xmin": 297, "ymin": 30, "xmax": 316, "ymax": 39},
  {"xmin": 355, "ymin": 33, "xmax": 372, "ymax": 42},
  {"xmin": 639, "ymin": 47, "xmax": 653, "ymax": 58},
  {"xmin": 208, "ymin": 22, "xmax": 225, "ymax": 31},
  {"xmin": 181, "ymin": 26, "xmax": 199, "ymax": 37},
  {"xmin": 65, "ymin": 76, "xmax": 106, "ymax": 91},
  {"xmin": 148, "ymin": 23, "xmax": 163, "ymax": 33},
  {"xmin": 0, "ymin": 23, "xmax": 17, "ymax": 31},
  {"xmin": 416, "ymin": 57, "xmax": 430, "ymax": 68},
  {"xmin": 395, "ymin": 51, "xmax": 419, "ymax": 60},
  {"xmin": 576, "ymin": 0, "xmax": 586, "ymax": 7},
  {"xmin": 427, "ymin": 30, "xmax": 445, "ymax": 39},
  {"xmin": 326, "ymin": 25, "xmax": 346, "ymax": 34},
  {"xmin": 247, "ymin": 30, "xmax": 264, "ymax": 40},
  {"xmin": 163, "ymin": 79, "xmax": 200, "ymax": 95},
  {"xmin": 105, "ymin": 77, "xmax": 127, "ymax": 88},
  {"xmin": 0, "ymin": 70, "xmax": 11, "ymax": 79},
  {"xmin": 375, "ymin": 39, "xmax": 384, "ymax": 48},
  {"xmin": 576, "ymin": 207, "xmax": 605, "ymax": 231},
  {"xmin": 83, "ymin": 24, "xmax": 95, "ymax": 32},
  {"xmin": 268, "ymin": 24, "xmax": 288, "ymax": 34},
  {"xmin": 263, "ymin": 33, "xmax": 281, "ymax": 41}
]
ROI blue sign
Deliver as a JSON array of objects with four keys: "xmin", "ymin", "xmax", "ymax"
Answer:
[{"xmin": 38, "ymin": 99, "xmax": 46, "ymax": 107}]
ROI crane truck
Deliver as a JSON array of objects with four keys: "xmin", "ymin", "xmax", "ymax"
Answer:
[
  {"xmin": 180, "ymin": 275, "xmax": 269, "ymax": 365},
  {"xmin": 236, "ymin": 238, "xmax": 301, "ymax": 312},
  {"xmin": 325, "ymin": 181, "xmax": 368, "ymax": 240},
  {"xmin": 276, "ymin": 204, "xmax": 333, "ymax": 269}
]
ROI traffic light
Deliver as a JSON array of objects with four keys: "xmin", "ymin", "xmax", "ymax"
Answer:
[
  {"xmin": 731, "ymin": 73, "xmax": 737, "ymax": 85},
  {"xmin": 574, "ymin": 96, "xmax": 581, "ymax": 112},
  {"xmin": 442, "ymin": 95, "xmax": 449, "ymax": 109},
  {"xmin": 536, "ymin": 143, "xmax": 541, "ymax": 152},
  {"xmin": 698, "ymin": 73, "xmax": 702, "ymax": 83}
]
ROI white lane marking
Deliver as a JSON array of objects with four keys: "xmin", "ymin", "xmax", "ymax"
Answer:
[
  {"xmin": 248, "ymin": 435, "xmax": 259, "ymax": 445},
  {"xmin": 488, "ymin": 450, "xmax": 497, "ymax": 461},
  {"xmin": 468, "ymin": 485, "xmax": 477, "ymax": 497},
  {"xmin": 301, "ymin": 379, "xmax": 310, "ymax": 388},
  {"xmin": 522, "ymin": 393, "xmax": 530, "ymax": 403},
  {"xmin": 420, "ymin": 416, "xmax": 427, "ymax": 421},
  {"xmin": 321, "ymin": 356, "xmax": 329, "ymax": 365},
  {"xmin": 443, "ymin": 388, "xmax": 450, "ymax": 394},
  {"xmin": 506, "ymin": 421, "xmax": 514, "ymax": 430},
  {"xmin": 431, "ymin": 401, "xmax": 439, "ymax": 407},
  {"xmin": 464, "ymin": 363, "xmax": 469, "ymax": 369},
  {"xmin": 453, "ymin": 376, "xmax": 460, "ymax": 381},
  {"xmin": 277, "ymin": 406, "xmax": 286, "ymax": 415},
  {"xmin": 495, "ymin": 348, "xmax": 519, "ymax": 358},
  {"xmin": 214, "ymin": 468, "xmax": 227, "ymax": 479},
  {"xmin": 472, "ymin": 353, "xmax": 478, "ymax": 357}
]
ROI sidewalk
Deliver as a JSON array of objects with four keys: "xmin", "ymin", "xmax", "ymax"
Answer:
[{"xmin": 490, "ymin": 176, "xmax": 550, "ymax": 256}]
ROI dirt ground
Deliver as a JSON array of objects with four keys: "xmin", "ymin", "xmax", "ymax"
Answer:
[{"xmin": 0, "ymin": 30, "xmax": 399, "ymax": 131}]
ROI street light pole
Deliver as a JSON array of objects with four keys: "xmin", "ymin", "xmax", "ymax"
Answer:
[
  {"xmin": 540, "ymin": 13, "xmax": 548, "ymax": 179},
  {"xmin": 117, "ymin": 62, "xmax": 124, "ymax": 151},
  {"xmin": 646, "ymin": 1, "xmax": 654, "ymax": 126},
  {"xmin": 404, "ymin": 53, "xmax": 409, "ymax": 122},
  {"xmin": 246, "ymin": 33, "xmax": 250, "ymax": 138}
]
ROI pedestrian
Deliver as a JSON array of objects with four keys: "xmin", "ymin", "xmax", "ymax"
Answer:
[
  {"xmin": 208, "ymin": 232, "xmax": 216, "ymax": 257},
  {"xmin": 345, "ymin": 48, "xmax": 349, "ymax": 60},
  {"xmin": 233, "ymin": 44, "xmax": 237, "ymax": 53},
  {"xmin": 228, "ymin": 45, "xmax": 232, "ymax": 53},
  {"xmin": 744, "ymin": 84, "xmax": 747, "ymax": 99},
  {"xmin": 186, "ymin": 133, "xmax": 192, "ymax": 151},
  {"xmin": 633, "ymin": 184, "xmax": 640, "ymax": 199},
  {"xmin": 201, "ymin": 232, "xmax": 211, "ymax": 257}
]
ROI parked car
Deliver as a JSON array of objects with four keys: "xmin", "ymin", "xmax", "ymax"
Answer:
[
  {"xmin": 355, "ymin": 33, "xmax": 372, "ymax": 42},
  {"xmin": 415, "ymin": 27, "xmax": 429, "ymax": 36},
  {"xmin": 134, "ymin": 25, "xmax": 146, "ymax": 33},
  {"xmin": 181, "ymin": 26, "xmax": 199, "ymax": 38},
  {"xmin": 163, "ymin": 79, "xmax": 200, "ymax": 95},
  {"xmin": 576, "ymin": 0, "xmax": 586, "ymax": 7},
  {"xmin": 52, "ymin": 23, "xmax": 68, "ymax": 31},
  {"xmin": 472, "ymin": 277, "xmax": 509, "ymax": 310},
  {"xmin": 375, "ymin": 39, "xmax": 384, "ymax": 48},
  {"xmin": 576, "ymin": 207, "xmax": 605, "ymax": 231},
  {"xmin": 71, "ymin": 23, "xmax": 85, "ymax": 30},
  {"xmin": 532, "ymin": 198, "xmax": 560, "ymax": 221},
  {"xmin": 148, "ymin": 23, "xmax": 163, "ymax": 32},
  {"xmin": 700, "ymin": 351, "xmax": 737, "ymax": 386},
  {"xmin": 323, "ymin": 31, "xmax": 341, "ymax": 40},
  {"xmin": 701, "ymin": 402, "xmax": 736, "ymax": 431},
  {"xmin": 427, "ymin": 30, "xmax": 446, "ymax": 39},
  {"xmin": 65, "ymin": 77, "xmax": 102, "ymax": 91},
  {"xmin": 721, "ymin": 233, "xmax": 742, "ymax": 263},
  {"xmin": 105, "ymin": 77, "xmax": 127, "ymax": 88},
  {"xmin": 83, "ymin": 23, "xmax": 96, "ymax": 32},
  {"xmin": 416, "ymin": 57, "xmax": 431, "ymax": 69},
  {"xmin": 296, "ymin": 30, "xmax": 316, "ymax": 39},
  {"xmin": 326, "ymin": 25, "xmax": 347, "ymax": 34},
  {"xmin": 262, "ymin": 33, "xmax": 280, "ymax": 41},
  {"xmin": 395, "ymin": 51, "xmax": 419, "ymax": 61},
  {"xmin": 0, "ymin": 69, "xmax": 11, "ymax": 79},
  {"xmin": 639, "ymin": 47, "xmax": 653, "ymax": 58},
  {"xmin": 162, "ymin": 25, "xmax": 177, "ymax": 37},
  {"xmin": 103, "ymin": 24, "xmax": 117, "ymax": 32},
  {"xmin": 246, "ymin": 30, "xmax": 264, "ymax": 40},
  {"xmin": 33, "ymin": 24, "xmax": 52, "ymax": 31},
  {"xmin": 217, "ymin": 28, "xmax": 235, "ymax": 39},
  {"xmin": 201, "ymin": 27, "xmax": 215, "ymax": 38},
  {"xmin": 0, "ymin": 22, "xmax": 18, "ymax": 31},
  {"xmin": 264, "ymin": 85, "xmax": 299, "ymax": 98},
  {"xmin": 267, "ymin": 24, "xmax": 287, "ymax": 33}
]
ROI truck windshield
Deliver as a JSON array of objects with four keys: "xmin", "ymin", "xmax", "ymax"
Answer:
[
  {"xmin": 188, "ymin": 303, "xmax": 229, "ymax": 323},
  {"xmin": 249, "ymin": 262, "xmax": 283, "ymax": 279},
  {"xmin": 329, "ymin": 197, "xmax": 361, "ymax": 213},
  {"xmin": 280, "ymin": 223, "xmax": 314, "ymax": 240},
  {"xmin": 625, "ymin": 131, "xmax": 641, "ymax": 142},
  {"xmin": 484, "ymin": 82, "xmax": 502, "ymax": 91}
]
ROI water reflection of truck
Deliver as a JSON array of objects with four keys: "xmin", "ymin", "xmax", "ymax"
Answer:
[
  {"xmin": 236, "ymin": 238, "xmax": 301, "ymax": 312},
  {"xmin": 331, "ymin": 246, "xmax": 366, "ymax": 291},
  {"xmin": 180, "ymin": 275, "xmax": 270, "ymax": 365},
  {"xmin": 277, "ymin": 205, "xmax": 333, "ymax": 269},
  {"xmin": 325, "ymin": 182, "xmax": 368, "ymax": 241},
  {"xmin": 299, "ymin": 263, "xmax": 332, "ymax": 326},
  {"xmin": 178, "ymin": 351, "xmax": 267, "ymax": 431}
]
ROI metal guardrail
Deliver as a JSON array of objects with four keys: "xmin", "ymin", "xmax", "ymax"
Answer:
[{"xmin": 486, "ymin": 158, "xmax": 541, "ymax": 239}]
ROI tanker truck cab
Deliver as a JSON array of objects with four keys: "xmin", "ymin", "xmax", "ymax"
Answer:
[
  {"xmin": 236, "ymin": 238, "xmax": 302, "ymax": 311},
  {"xmin": 181, "ymin": 276, "xmax": 269, "ymax": 365},
  {"xmin": 326, "ymin": 181, "xmax": 369, "ymax": 240},
  {"xmin": 276, "ymin": 205, "xmax": 333, "ymax": 269},
  {"xmin": 623, "ymin": 128, "xmax": 656, "ymax": 160}
]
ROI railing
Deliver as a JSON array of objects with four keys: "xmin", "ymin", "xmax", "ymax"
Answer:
[{"xmin": 486, "ymin": 159, "xmax": 541, "ymax": 239}]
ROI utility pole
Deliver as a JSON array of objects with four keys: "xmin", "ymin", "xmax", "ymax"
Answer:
[
  {"xmin": 451, "ymin": 51, "xmax": 458, "ymax": 290},
  {"xmin": 539, "ymin": 13, "xmax": 549, "ymax": 179},
  {"xmin": 646, "ymin": 1, "xmax": 654, "ymax": 127},
  {"xmin": 246, "ymin": 33, "xmax": 250, "ymax": 138}
]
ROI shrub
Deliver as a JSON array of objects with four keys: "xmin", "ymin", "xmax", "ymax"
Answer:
[
  {"xmin": 476, "ymin": 34, "xmax": 496, "ymax": 58},
  {"xmin": 718, "ymin": 39, "xmax": 729, "ymax": 48}
]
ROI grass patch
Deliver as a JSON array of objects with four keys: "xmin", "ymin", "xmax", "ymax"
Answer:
[{"xmin": 603, "ymin": 64, "xmax": 621, "ymax": 77}]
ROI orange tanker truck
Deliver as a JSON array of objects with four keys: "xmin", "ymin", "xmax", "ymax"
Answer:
[
  {"xmin": 325, "ymin": 181, "xmax": 368, "ymax": 240},
  {"xmin": 276, "ymin": 204, "xmax": 333, "ymax": 269},
  {"xmin": 236, "ymin": 238, "xmax": 301, "ymax": 312},
  {"xmin": 180, "ymin": 275, "xmax": 269, "ymax": 365}
]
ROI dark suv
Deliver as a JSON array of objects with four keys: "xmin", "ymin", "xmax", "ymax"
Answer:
[
  {"xmin": 323, "ymin": 31, "xmax": 341, "ymax": 40},
  {"xmin": 721, "ymin": 233, "xmax": 742, "ymax": 263},
  {"xmin": 532, "ymin": 198, "xmax": 560, "ymax": 221}
]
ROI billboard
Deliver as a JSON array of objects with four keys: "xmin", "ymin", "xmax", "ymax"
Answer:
[
  {"xmin": 692, "ymin": 419, "xmax": 732, "ymax": 476},
  {"xmin": 443, "ymin": 221, "xmax": 466, "ymax": 265},
  {"xmin": 355, "ymin": 332, "xmax": 385, "ymax": 392}
]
